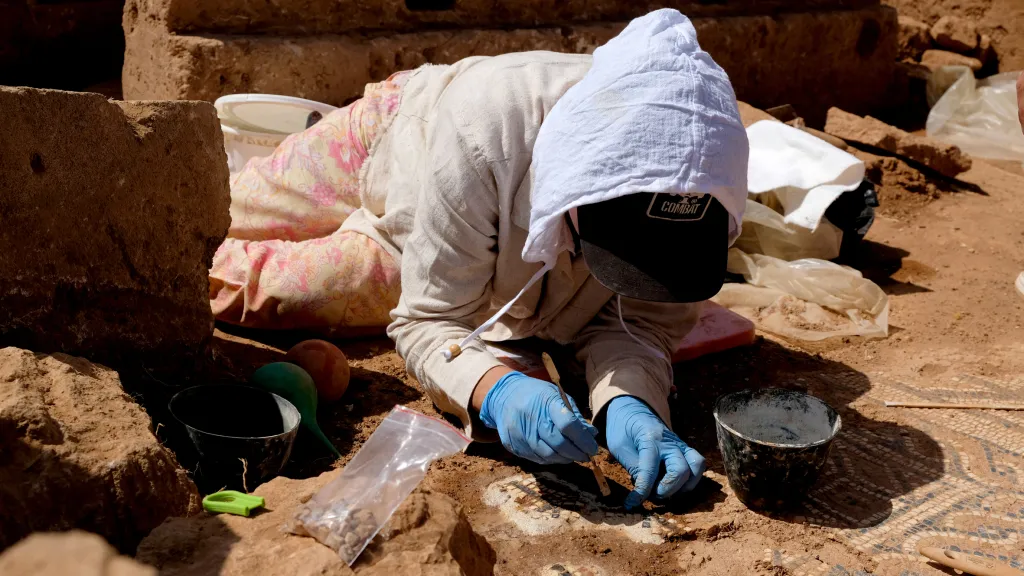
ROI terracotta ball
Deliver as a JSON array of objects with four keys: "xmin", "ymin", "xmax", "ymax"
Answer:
[{"xmin": 285, "ymin": 340, "xmax": 350, "ymax": 403}]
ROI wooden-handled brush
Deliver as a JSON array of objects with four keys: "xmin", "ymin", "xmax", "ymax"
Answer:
[{"xmin": 541, "ymin": 352, "xmax": 612, "ymax": 497}]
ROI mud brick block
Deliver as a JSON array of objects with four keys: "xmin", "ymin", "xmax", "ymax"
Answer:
[
  {"xmin": 0, "ymin": 87, "xmax": 230, "ymax": 373},
  {"xmin": 920, "ymin": 48, "xmax": 983, "ymax": 72},
  {"xmin": 124, "ymin": 6, "xmax": 897, "ymax": 126},
  {"xmin": 122, "ymin": 23, "xmax": 588, "ymax": 110},
  {"xmin": 825, "ymin": 107, "xmax": 972, "ymax": 177},
  {"xmin": 930, "ymin": 15, "xmax": 978, "ymax": 54}
]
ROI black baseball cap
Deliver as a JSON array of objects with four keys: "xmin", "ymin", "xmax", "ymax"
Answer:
[{"xmin": 576, "ymin": 192, "xmax": 729, "ymax": 303}]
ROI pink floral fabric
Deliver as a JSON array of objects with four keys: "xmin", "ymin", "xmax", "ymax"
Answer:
[{"xmin": 210, "ymin": 72, "xmax": 411, "ymax": 335}]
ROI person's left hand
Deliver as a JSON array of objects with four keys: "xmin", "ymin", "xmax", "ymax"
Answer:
[{"xmin": 605, "ymin": 396, "xmax": 706, "ymax": 509}]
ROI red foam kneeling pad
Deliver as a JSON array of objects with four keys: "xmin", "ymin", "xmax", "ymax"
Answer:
[{"xmin": 672, "ymin": 301, "xmax": 756, "ymax": 363}]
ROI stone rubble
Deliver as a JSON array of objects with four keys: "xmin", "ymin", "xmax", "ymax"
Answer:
[
  {"xmin": 897, "ymin": 15, "xmax": 932, "ymax": 61},
  {"xmin": 920, "ymin": 49, "xmax": 984, "ymax": 72},
  {"xmin": 930, "ymin": 15, "xmax": 979, "ymax": 53},
  {"xmin": 824, "ymin": 107, "xmax": 972, "ymax": 178}
]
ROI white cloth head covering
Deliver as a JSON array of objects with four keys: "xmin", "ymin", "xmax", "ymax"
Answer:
[
  {"xmin": 444, "ymin": 9, "xmax": 750, "ymax": 361},
  {"xmin": 522, "ymin": 9, "xmax": 749, "ymax": 269}
]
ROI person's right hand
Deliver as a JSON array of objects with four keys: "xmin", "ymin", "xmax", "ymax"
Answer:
[{"xmin": 479, "ymin": 371, "xmax": 600, "ymax": 465}]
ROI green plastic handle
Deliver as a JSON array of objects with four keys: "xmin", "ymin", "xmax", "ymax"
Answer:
[{"xmin": 202, "ymin": 491, "xmax": 266, "ymax": 517}]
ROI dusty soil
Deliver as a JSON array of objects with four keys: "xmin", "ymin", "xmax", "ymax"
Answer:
[
  {"xmin": 0, "ymin": 531, "xmax": 155, "ymax": 576},
  {"xmin": 172, "ymin": 151, "xmax": 1024, "ymax": 575},
  {"xmin": 137, "ymin": 471, "xmax": 494, "ymax": 576},
  {"xmin": 0, "ymin": 349, "xmax": 200, "ymax": 553}
]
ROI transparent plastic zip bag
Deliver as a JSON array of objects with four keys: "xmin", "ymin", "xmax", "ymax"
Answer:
[
  {"xmin": 715, "ymin": 249, "xmax": 889, "ymax": 341},
  {"xmin": 287, "ymin": 406, "xmax": 470, "ymax": 565},
  {"xmin": 927, "ymin": 65, "xmax": 1024, "ymax": 165}
]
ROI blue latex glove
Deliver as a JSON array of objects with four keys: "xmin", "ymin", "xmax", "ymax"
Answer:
[
  {"xmin": 606, "ymin": 396, "xmax": 706, "ymax": 509},
  {"xmin": 479, "ymin": 371, "xmax": 600, "ymax": 465}
]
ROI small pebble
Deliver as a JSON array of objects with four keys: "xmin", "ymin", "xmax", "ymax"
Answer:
[{"xmin": 291, "ymin": 499, "xmax": 379, "ymax": 564}]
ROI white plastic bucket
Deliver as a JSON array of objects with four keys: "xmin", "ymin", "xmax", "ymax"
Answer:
[{"xmin": 215, "ymin": 94, "xmax": 338, "ymax": 174}]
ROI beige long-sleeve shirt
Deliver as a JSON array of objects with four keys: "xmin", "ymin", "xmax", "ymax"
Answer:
[{"xmin": 340, "ymin": 52, "xmax": 699, "ymax": 439}]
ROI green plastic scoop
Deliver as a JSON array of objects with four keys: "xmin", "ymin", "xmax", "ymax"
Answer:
[
  {"xmin": 251, "ymin": 362, "xmax": 341, "ymax": 457},
  {"xmin": 203, "ymin": 490, "xmax": 265, "ymax": 516}
]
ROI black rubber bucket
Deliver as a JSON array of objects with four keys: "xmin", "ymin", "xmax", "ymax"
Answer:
[
  {"xmin": 714, "ymin": 388, "xmax": 841, "ymax": 510},
  {"xmin": 169, "ymin": 385, "xmax": 300, "ymax": 491}
]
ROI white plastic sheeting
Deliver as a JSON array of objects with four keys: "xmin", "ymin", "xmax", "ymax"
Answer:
[
  {"xmin": 927, "ymin": 66, "xmax": 1024, "ymax": 165},
  {"xmin": 716, "ymin": 121, "xmax": 889, "ymax": 341}
]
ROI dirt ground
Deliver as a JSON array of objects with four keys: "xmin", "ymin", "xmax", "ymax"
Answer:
[{"xmin": 187, "ymin": 151, "xmax": 1024, "ymax": 575}]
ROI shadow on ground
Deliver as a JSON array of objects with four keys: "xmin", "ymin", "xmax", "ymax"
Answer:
[
  {"xmin": 141, "ymin": 323, "xmax": 423, "ymax": 491},
  {"xmin": 284, "ymin": 362, "xmax": 422, "ymax": 479},
  {"xmin": 447, "ymin": 328, "xmax": 943, "ymax": 532},
  {"xmin": 157, "ymin": 310, "xmax": 943, "ymax": 533},
  {"xmin": 840, "ymin": 240, "xmax": 932, "ymax": 296},
  {"xmin": 134, "ymin": 514, "xmax": 241, "ymax": 576},
  {"xmin": 672, "ymin": 339, "xmax": 944, "ymax": 530}
]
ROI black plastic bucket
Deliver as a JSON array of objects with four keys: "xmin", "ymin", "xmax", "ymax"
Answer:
[
  {"xmin": 169, "ymin": 385, "xmax": 300, "ymax": 491},
  {"xmin": 714, "ymin": 388, "xmax": 841, "ymax": 510}
]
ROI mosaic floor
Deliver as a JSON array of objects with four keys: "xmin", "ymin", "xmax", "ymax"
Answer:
[
  {"xmin": 483, "ymin": 372, "xmax": 1022, "ymax": 575},
  {"xmin": 779, "ymin": 372, "xmax": 1024, "ymax": 576},
  {"xmin": 483, "ymin": 472, "xmax": 691, "ymax": 545}
]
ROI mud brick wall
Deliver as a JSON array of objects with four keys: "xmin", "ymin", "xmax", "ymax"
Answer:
[
  {"xmin": 130, "ymin": 0, "xmax": 879, "ymax": 35},
  {"xmin": 0, "ymin": 87, "xmax": 230, "ymax": 374},
  {"xmin": 124, "ymin": 2, "xmax": 898, "ymax": 125}
]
